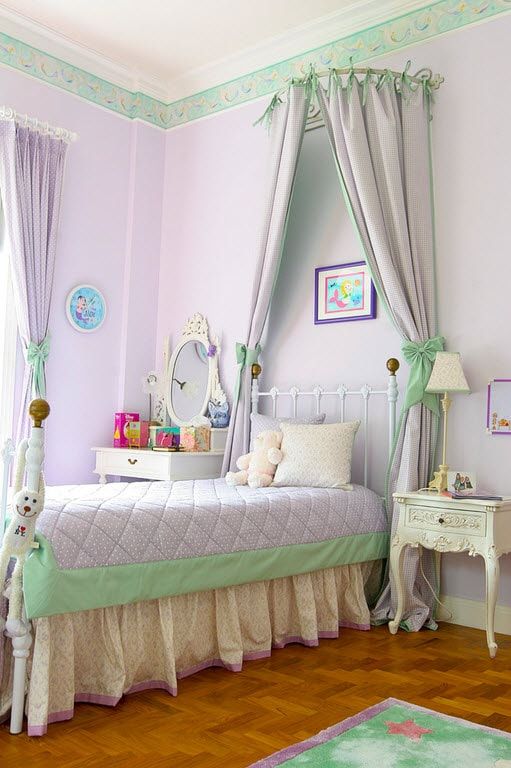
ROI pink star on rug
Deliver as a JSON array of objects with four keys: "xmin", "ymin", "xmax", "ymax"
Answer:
[{"xmin": 384, "ymin": 719, "xmax": 433, "ymax": 741}]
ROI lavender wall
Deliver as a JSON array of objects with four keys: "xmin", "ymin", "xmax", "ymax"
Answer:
[
  {"xmin": 0, "ymin": 67, "xmax": 165, "ymax": 483},
  {"xmin": 2, "ymin": 12, "xmax": 510, "ymax": 608},
  {"xmin": 156, "ymin": 103, "xmax": 269, "ymax": 391},
  {"xmin": 157, "ymin": 14, "xmax": 511, "ymax": 605}
]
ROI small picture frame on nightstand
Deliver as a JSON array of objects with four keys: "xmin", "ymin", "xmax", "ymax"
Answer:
[{"xmin": 447, "ymin": 471, "xmax": 476, "ymax": 495}]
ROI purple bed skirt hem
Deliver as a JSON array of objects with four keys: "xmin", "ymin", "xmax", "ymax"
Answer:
[{"xmin": 26, "ymin": 623, "xmax": 369, "ymax": 736}]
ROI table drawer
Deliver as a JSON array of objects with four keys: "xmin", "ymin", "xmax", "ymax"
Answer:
[
  {"xmin": 98, "ymin": 450, "xmax": 169, "ymax": 480},
  {"xmin": 405, "ymin": 505, "xmax": 486, "ymax": 537}
]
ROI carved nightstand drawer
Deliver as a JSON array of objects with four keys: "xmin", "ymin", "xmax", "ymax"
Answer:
[
  {"xmin": 405, "ymin": 504, "xmax": 486, "ymax": 537},
  {"xmin": 391, "ymin": 491, "xmax": 511, "ymax": 658}
]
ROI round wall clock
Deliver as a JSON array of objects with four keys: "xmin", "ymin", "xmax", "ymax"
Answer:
[{"xmin": 66, "ymin": 284, "xmax": 106, "ymax": 332}]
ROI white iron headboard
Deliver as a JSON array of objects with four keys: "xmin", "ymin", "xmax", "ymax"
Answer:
[{"xmin": 250, "ymin": 358, "xmax": 400, "ymax": 489}]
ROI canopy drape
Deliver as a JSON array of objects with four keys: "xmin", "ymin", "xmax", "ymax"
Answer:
[
  {"xmin": 237, "ymin": 65, "xmax": 443, "ymax": 630},
  {"xmin": 316, "ymin": 74, "xmax": 441, "ymax": 630},
  {"xmin": 222, "ymin": 84, "xmax": 310, "ymax": 473}
]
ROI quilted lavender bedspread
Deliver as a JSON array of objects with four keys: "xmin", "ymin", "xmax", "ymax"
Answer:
[{"xmin": 37, "ymin": 479, "xmax": 386, "ymax": 570}]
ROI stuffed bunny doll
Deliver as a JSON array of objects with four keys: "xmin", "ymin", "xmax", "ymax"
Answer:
[
  {"xmin": 0, "ymin": 444, "xmax": 44, "ymax": 637},
  {"xmin": 225, "ymin": 429, "xmax": 283, "ymax": 489}
]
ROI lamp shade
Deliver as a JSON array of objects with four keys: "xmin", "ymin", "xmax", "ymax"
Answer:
[{"xmin": 425, "ymin": 352, "xmax": 470, "ymax": 394}]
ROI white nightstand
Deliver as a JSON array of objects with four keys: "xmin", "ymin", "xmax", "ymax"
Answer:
[
  {"xmin": 92, "ymin": 428, "xmax": 227, "ymax": 483},
  {"xmin": 388, "ymin": 490, "xmax": 511, "ymax": 657}
]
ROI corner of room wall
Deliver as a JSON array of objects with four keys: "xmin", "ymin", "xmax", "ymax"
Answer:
[
  {"xmin": 0, "ymin": 63, "xmax": 166, "ymax": 483},
  {"xmin": 117, "ymin": 120, "xmax": 166, "ymax": 416}
]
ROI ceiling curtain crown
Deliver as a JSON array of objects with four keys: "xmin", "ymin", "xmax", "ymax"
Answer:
[{"xmin": 254, "ymin": 61, "xmax": 444, "ymax": 128}]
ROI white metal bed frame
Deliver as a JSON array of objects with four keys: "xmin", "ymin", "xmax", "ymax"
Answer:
[
  {"xmin": 251, "ymin": 357, "xmax": 400, "ymax": 489},
  {"xmin": 1, "ymin": 358, "xmax": 400, "ymax": 734}
]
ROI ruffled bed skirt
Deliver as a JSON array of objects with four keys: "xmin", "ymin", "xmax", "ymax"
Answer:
[{"xmin": 1, "ymin": 560, "xmax": 382, "ymax": 735}]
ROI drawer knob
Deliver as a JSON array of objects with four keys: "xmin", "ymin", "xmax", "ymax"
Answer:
[
  {"xmin": 438, "ymin": 517, "xmax": 445, "ymax": 524},
  {"xmin": 128, "ymin": 458, "xmax": 138, "ymax": 465}
]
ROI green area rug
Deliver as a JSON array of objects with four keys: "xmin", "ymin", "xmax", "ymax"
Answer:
[{"xmin": 250, "ymin": 698, "xmax": 511, "ymax": 767}]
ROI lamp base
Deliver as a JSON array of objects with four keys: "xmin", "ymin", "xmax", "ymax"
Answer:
[{"xmin": 428, "ymin": 463, "xmax": 449, "ymax": 493}]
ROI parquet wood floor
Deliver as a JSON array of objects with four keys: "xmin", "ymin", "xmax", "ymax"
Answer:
[{"xmin": 2, "ymin": 623, "xmax": 511, "ymax": 767}]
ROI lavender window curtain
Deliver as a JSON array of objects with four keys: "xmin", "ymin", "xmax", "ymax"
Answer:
[
  {"xmin": 0, "ymin": 120, "xmax": 68, "ymax": 438},
  {"xmin": 317, "ymin": 78, "xmax": 440, "ymax": 631},
  {"xmin": 222, "ymin": 85, "xmax": 310, "ymax": 474}
]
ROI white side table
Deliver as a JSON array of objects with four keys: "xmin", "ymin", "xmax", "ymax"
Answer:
[
  {"xmin": 92, "ymin": 428, "xmax": 228, "ymax": 483},
  {"xmin": 92, "ymin": 446, "xmax": 225, "ymax": 483},
  {"xmin": 388, "ymin": 491, "xmax": 511, "ymax": 657}
]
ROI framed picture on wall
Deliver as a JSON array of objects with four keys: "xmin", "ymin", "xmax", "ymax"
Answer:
[
  {"xmin": 314, "ymin": 261, "xmax": 376, "ymax": 324},
  {"xmin": 487, "ymin": 379, "xmax": 511, "ymax": 434}
]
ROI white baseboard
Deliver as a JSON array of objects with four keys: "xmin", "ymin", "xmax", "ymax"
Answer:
[{"xmin": 438, "ymin": 594, "xmax": 511, "ymax": 635}]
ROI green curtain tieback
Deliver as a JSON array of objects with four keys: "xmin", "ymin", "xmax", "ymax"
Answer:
[
  {"xmin": 26, "ymin": 335, "xmax": 50, "ymax": 398},
  {"xmin": 402, "ymin": 335, "xmax": 444, "ymax": 415},
  {"xmin": 233, "ymin": 342, "xmax": 261, "ymax": 404}
]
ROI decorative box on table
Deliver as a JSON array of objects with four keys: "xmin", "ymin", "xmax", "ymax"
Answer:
[
  {"xmin": 180, "ymin": 425, "xmax": 211, "ymax": 452},
  {"xmin": 113, "ymin": 412, "xmax": 139, "ymax": 447},
  {"xmin": 155, "ymin": 426, "xmax": 180, "ymax": 450},
  {"xmin": 127, "ymin": 420, "xmax": 149, "ymax": 448}
]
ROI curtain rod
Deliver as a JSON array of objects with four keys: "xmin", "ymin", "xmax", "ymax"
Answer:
[
  {"xmin": 313, "ymin": 66, "xmax": 443, "ymax": 90},
  {"xmin": 0, "ymin": 106, "xmax": 77, "ymax": 142}
]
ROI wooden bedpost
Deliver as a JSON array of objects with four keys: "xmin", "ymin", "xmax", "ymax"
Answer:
[
  {"xmin": 251, "ymin": 364, "xmax": 262, "ymax": 415},
  {"xmin": 25, "ymin": 399, "xmax": 50, "ymax": 492},
  {"xmin": 9, "ymin": 398, "xmax": 50, "ymax": 735},
  {"xmin": 386, "ymin": 358, "xmax": 400, "ymax": 456}
]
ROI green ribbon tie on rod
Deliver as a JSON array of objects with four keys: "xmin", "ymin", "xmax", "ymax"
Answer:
[
  {"xmin": 401, "ymin": 335, "xmax": 444, "ymax": 416},
  {"xmin": 233, "ymin": 342, "xmax": 261, "ymax": 404},
  {"xmin": 27, "ymin": 335, "xmax": 50, "ymax": 398}
]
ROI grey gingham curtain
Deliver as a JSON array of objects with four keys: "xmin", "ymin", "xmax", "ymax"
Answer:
[
  {"xmin": 222, "ymin": 84, "xmax": 310, "ymax": 473},
  {"xmin": 0, "ymin": 119, "xmax": 68, "ymax": 439},
  {"xmin": 317, "ymin": 77, "xmax": 440, "ymax": 630}
]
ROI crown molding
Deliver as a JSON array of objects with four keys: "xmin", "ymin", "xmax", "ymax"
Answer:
[
  {"xmin": 0, "ymin": 2, "xmax": 167, "ymax": 100},
  {"xmin": 0, "ymin": 0, "xmax": 510, "ymax": 130},
  {"xmin": 165, "ymin": 0, "xmax": 433, "ymax": 101}
]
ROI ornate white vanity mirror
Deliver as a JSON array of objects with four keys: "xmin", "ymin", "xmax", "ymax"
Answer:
[{"xmin": 166, "ymin": 313, "xmax": 226, "ymax": 426}]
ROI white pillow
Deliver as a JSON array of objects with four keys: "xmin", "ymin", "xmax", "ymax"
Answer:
[
  {"xmin": 249, "ymin": 412, "xmax": 325, "ymax": 449},
  {"xmin": 273, "ymin": 421, "xmax": 360, "ymax": 489}
]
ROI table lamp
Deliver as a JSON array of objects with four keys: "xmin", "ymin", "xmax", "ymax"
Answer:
[{"xmin": 425, "ymin": 351, "xmax": 470, "ymax": 492}]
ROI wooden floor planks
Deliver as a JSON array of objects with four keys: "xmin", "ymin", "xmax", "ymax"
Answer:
[{"xmin": 2, "ymin": 623, "xmax": 511, "ymax": 766}]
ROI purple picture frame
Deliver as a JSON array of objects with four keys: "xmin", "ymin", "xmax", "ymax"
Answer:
[
  {"xmin": 487, "ymin": 379, "xmax": 511, "ymax": 435},
  {"xmin": 314, "ymin": 260, "xmax": 376, "ymax": 325}
]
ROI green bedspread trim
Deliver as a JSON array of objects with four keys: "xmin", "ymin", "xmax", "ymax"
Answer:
[{"xmin": 23, "ymin": 531, "xmax": 389, "ymax": 619}]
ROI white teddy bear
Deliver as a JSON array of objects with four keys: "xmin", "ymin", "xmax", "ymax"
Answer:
[
  {"xmin": 0, "ymin": 485, "xmax": 44, "ymax": 636},
  {"xmin": 226, "ymin": 429, "xmax": 283, "ymax": 488}
]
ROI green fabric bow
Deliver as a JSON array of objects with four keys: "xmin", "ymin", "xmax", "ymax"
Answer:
[
  {"xmin": 401, "ymin": 335, "xmax": 444, "ymax": 416},
  {"xmin": 27, "ymin": 335, "xmax": 50, "ymax": 398},
  {"xmin": 233, "ymin": 342, "xmax": 261, "ymax": 404}
]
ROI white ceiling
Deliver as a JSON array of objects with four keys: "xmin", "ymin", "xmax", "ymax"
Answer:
[{"xmin": 0, "ymin": 1, "xmax": 426, "ymax": 100}]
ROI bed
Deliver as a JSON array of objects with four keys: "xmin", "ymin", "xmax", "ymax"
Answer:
[{"xmin": 0, "ymin": 359, "xmax": 399, "ymax": 734}]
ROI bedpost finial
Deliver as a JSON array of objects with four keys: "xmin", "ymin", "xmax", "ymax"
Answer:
[
  {"xmin": 29, "ymin": 399, "xmax": 50, "ymax": 427},
  {"xmin": 251, "ymin": 363, "xmax": 262, "ymax": 379},
  {"xmin": 386, "ymin": 358, "xmax": 400, "ymax": 376}
]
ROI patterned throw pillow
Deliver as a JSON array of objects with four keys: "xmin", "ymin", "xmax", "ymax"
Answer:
[
  {"xmin": 273, "ymin": 421, "xmax": 360, "ymax": 489},
  {"xmin": 250, "ymin": 412, "xmax": 326, "ymax": 448}
]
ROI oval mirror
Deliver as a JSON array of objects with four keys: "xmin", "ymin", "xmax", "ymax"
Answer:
[
  {"xmin": 166, "ymin": 313, "xmax": 226, "ymax": 427},
  {"xmin": 170, "ymin": 340, "xmax": 210, "ymax": 424}
]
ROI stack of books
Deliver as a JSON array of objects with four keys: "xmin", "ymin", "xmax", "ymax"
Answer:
[{"xmin": 441, "ymin": 490, "xmax": 503, "ymax": 501}]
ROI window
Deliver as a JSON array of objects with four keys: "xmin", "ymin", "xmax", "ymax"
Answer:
[{"xmin": 0, "ymin": 203, "xmax": 18, "ymax": 442}]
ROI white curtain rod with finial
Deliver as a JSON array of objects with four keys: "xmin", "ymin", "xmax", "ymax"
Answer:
[{"xmin": 0, "ymin": 106, "xmax": 78, "ymax": 142}]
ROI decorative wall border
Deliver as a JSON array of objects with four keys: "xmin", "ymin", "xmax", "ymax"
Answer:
[
  {"xmin": 0, "ymin": 30, "xmax": 169, "ymax": 128},
  {"xmin": 1, "ymin": 0, "xmax": 510, "ymax": 130}
]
